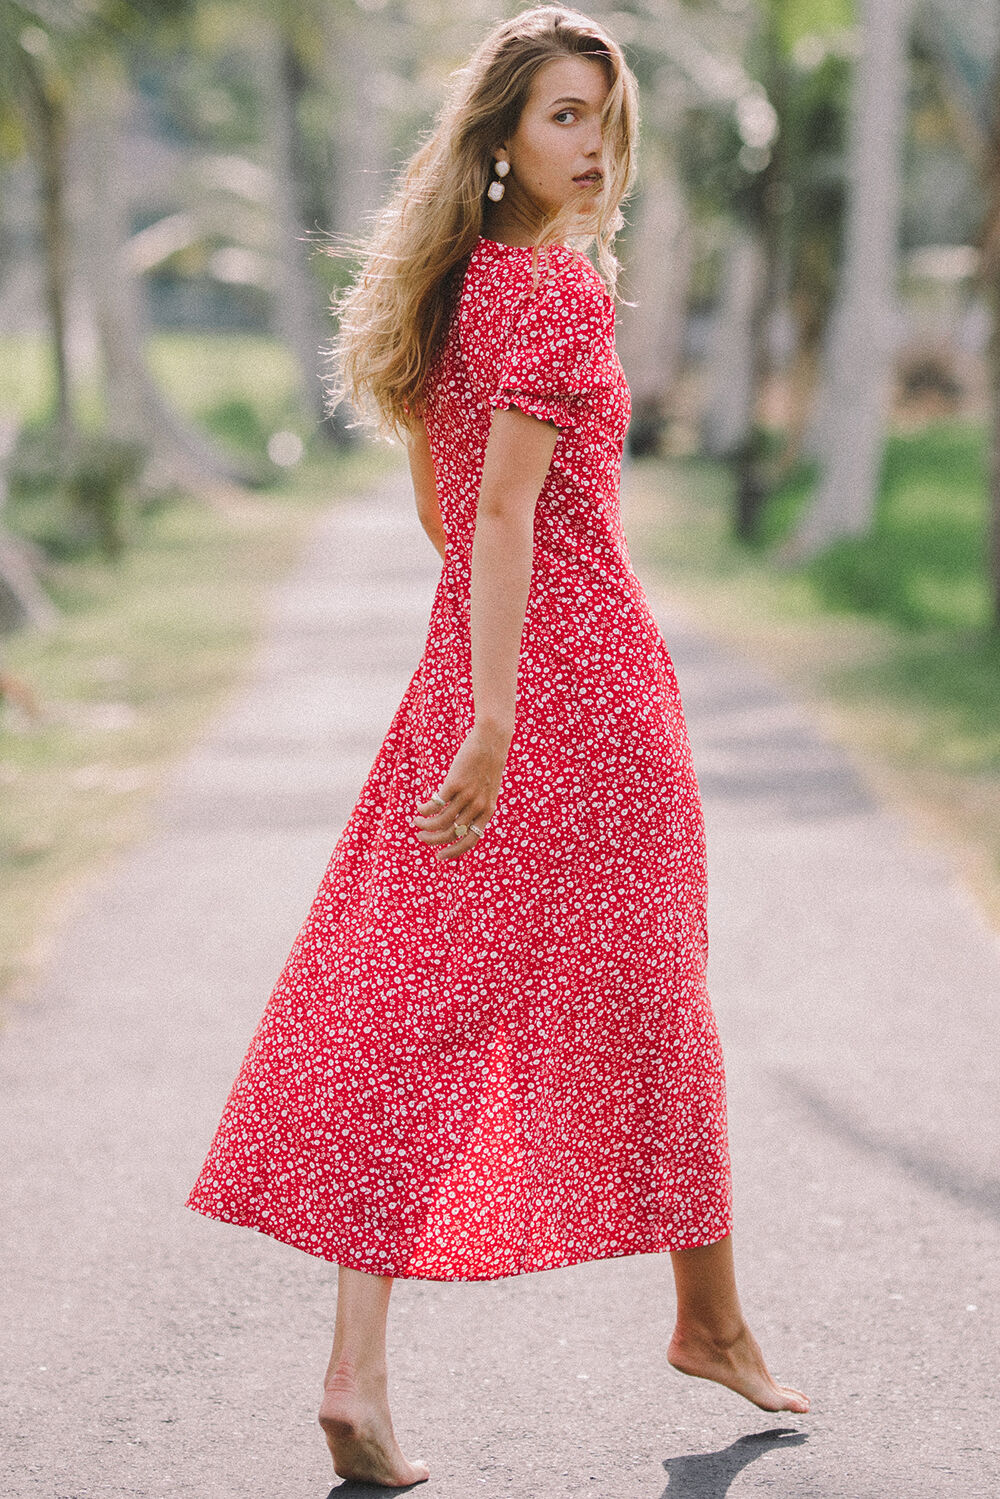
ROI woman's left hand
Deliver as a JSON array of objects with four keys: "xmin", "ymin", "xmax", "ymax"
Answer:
[{"xmin": 411, "ymin": 719, "xmax": 512, "ymax": 862}]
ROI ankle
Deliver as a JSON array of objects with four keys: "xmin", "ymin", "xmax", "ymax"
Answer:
[
  {"xmin": 672, "ymin": 1313, "xmax": 747, "ymax": 1351},
  {"xmin": 324, "ymin": 1356, "xmax": 388, "ymax": 1392}
]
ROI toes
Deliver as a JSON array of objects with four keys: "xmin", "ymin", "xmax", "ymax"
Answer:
[{"xmin": 780, "ymin": 1385, "xmax": 810, "ymax": 1410}]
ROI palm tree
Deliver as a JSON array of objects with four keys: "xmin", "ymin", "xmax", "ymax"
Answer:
[
  {"xmin": 914, "ymin": 1, "xmax": 1000, "ymax": 625},
  {"xmin": 785, "ymin": 0, "xmax": 917, "ymax": 557},
  {"xmin": 0, "ymin": 5, "xmax": 76, "ymax": 451},
  {"xmin": 0, "ymin": 0, "xmax": 264, "ymax": 488}
]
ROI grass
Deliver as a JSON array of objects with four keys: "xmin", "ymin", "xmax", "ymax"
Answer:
[
  {"xmin": 148, "ymin": 333, "xmax": 310, "ymax": 458},
  {"xmin": 0, "ymin": 331, "xmax": 398, "ymax": 1012},
  {"xmin": 624, "ymin": 419, "xmax": 1000, "ymax": 931},
  {"xmin": 0, "ymin": 331, "xmax": 306, "ymax": 449},
  {"xmin": 791, "ymin": 423, "xmax": 989, "ymax": 633}
]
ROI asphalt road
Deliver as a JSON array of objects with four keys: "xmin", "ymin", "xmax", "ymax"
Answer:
[{"xmin": 2, "ymin": 464, "xmax": 998, "ymax": 1498}]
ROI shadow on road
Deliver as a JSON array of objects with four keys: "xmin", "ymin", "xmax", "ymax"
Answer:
[
  {"xmin": 323, "ymin": 1428, "xmax": 807, "ymax": 1498},
  {"xmin": 660, "ymin": 1427, "xmax": 807, "ymax": 1497},
  {"xmin": 666, "ymin": 633, "xmax": 878, "ymax": 824},
  {"xmin": 327, "ymin": 1480, "xmax": 427, "ymax": 1496},
  {"xmin": 775, "ymin": 1071, "xmax": 1000, "ymax": 1223}
]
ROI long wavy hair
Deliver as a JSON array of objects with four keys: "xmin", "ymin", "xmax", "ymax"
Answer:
[{"xmin": 325, "ymin": 6, "xmax": 640, "ymax": 442}]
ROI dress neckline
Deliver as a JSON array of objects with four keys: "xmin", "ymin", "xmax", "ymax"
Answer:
[
  {"xmin": 477, "ymin": 234, "xmax": 534, "ymax": 250},
  {"xmin": 476, "ymin": 234, "xmax": 573, "ymax": 252}
]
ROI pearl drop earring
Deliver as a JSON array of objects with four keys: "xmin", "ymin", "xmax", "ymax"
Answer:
[{"xmin": 487, "ymin": 158, "xmax": 510, "ymax": 202}]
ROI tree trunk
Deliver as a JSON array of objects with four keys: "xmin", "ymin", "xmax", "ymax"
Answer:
[
  {"xmin": 984, "ymin": 55, "xmax": 1000, "ymax": 630},
  {"xmin": 781, "ymin": 289, "xmax": 827, "ymax": 476},
  {"xmin": 733, "ymin": 153, "xmax": 786, "ymax": 542},
  {"xmin": 317, "ymin": 4, "xmax": 389, "ymax": 444},
  {"xmin": 0, "ymin": 530, "xmax": 58, "ymax": 632},
  {"xmin": 322, "ymin": 6, "xmax": 390, "ymax": 241},
  {"xmin": 786, "ymin": 0, "xmax": 915, "ymax": 559},
  {"xmin": 988, "ymin": 281, "xmax": 1000, "ymax": 629},
  {"xmin": 701, "ymin": 227, "xmax": 766, "ymax": 459},
  {"xmin": 616, "ymin": 136, "xmax": 693, "ymax": 456},
  {"xmin": 22, "ymin": 63, "xmax": 74, "ymax": 453},
  {"xmin": 258, "ymin": 18, "xmax": 332, "ymax": 434},
  {"xmin": 732, "ymin": 259, "xmax": 773, "ymax": 542},
  {"xmin": 0, "ymin": 419, "xmax": 58, "ymax": 632},
  {"xmin": 74, "ymin": 67, "xmax": 265, "ymax": 493}
]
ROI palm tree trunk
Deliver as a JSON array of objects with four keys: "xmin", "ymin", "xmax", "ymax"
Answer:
[
  {"xmin": 617, "ymin": 136, "xmax": 693, "ymax": 456},
  {"xmin": 22, "ymin": 62, "xmax": 74, "ymax": 451},
  {"xmin": 322, "ymin": 5, "xmax": 389, "ymax": 239},
  {"xmin": 788, "ymin": 0, "xmax": 915, "ymax": 558},
  {"xmin": 984, "ymin": 56, "xmax": 1000, "ymax": 630},
  {"xmin": 781, "ymin": 291, "xmax": 826, "ymax": 476},
  {"xmin": 701, "ymin": 227, "xmax": 765, "ymax": 459},
  {"xmin": 258, "ymin": 18, "xmax": 331, "ymax": 433},
  {"xmin": 0, "ymin": 420, "xmax": 57, "ymax": 631},
  {"xmin": 316, "ymin": 2, "xmax": 389, "ymax": 445},
  {"xmin": 75, "ymin": 67, "xmax": 265, "ymax": 491},
  {"xmin": 908, "ymin": 10, "xmax": 999, "ymax": 626}
]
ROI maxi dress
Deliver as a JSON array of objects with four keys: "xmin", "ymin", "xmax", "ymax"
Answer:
[{"xmin": 185, "ymin": 235, "xmax": 733, "ymax": 1281}]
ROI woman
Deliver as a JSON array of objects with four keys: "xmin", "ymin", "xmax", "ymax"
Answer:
[{"xmin": 186, "ymin": 6, "xmax": 809, "ymax": 1487}]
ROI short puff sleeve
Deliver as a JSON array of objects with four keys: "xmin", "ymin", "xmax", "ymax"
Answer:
[{"xmin": 489, "ymin": 257, "xmax": 614, "ymax": 433}]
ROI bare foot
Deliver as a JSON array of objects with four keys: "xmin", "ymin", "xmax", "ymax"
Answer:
[
  {"xmin": 318, "ymin": 1364, "xmax": 430, "ymax": 1487},
  {"xmin": 667, "ymin": 1321, "xmax": 810, "ymax": 1414}
]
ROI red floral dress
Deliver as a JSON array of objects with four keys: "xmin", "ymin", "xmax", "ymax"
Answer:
[{"xmin": 185, "ymin": 235, "xmax": 733, "ymax": 1280}]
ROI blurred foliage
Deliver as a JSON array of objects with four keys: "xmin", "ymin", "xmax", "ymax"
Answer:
[
  {"xmin": 0, "ymin": 0, "xmax": 997, "ymax": 588},
  {"xmin": 770, "ymin": 0, "xmax": 853, "ymax": 52},
  {"xmin": 7, "ymin": 422, "xmax": 146, "ymax": 559},
  {"xmin": 807, "ymin": 424, "xmax": 990, "ymax": 631},
  {"xmin": 903, "ymin": 37, "xmax": 984, "ymax": 249},
  {"xmin": 763, "ymin": 421, "xmax": 992, "ymax": 631},
  {"xmin": 64, "ymin": 433, "xmax": 146, "ymax": 559},
  {"xmin": 2, "ymin": 330, "xmax": 314, "ymax": 569}
]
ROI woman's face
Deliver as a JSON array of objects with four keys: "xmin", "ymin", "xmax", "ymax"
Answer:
[{"xmin": 492, "ymin": 54, "xmax": 610, "ymax": 234}]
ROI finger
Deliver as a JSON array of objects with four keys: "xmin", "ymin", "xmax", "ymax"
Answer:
[
  {"xmin": 434, "ymin": 817, "xmax": 490, "ymax": 860},
  {"xmin": 414, "ymin": 808, "xmax": 460, "ymax": 833},
  {"xmin": 413, "ymin": 794, "xmax": 477, "ymax": 838},
  {"xmin": 419, "ymin": 825, "xmax": 463, "ymax": 847},
  {"xmin": 413, "ymin": 792, "xmax": 451, "ymax": 819},
  {"xmin": 416, "ymin": 805, "xmax": 477, "ymax": 845},
  {"xmin": 412, "ymin": 812, "xmax": 452, "ymax": 838},
  {"xmin": 413, "ymin": 790, "xmax": 460, "ymax": 828}
]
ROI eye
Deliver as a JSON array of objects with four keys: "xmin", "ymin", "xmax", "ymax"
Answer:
[{"xmin": 553, "ymin": 109, "xmax": 577, "ymax": 124}]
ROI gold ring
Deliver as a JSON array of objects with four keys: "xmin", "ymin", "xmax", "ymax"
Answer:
[{"xmin": 453, "ymin": 821, "xmax": 469, "ymax": 838}]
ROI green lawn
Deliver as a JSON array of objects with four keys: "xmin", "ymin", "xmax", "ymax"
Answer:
[
  {"xmin": 0, "ymin": 330, "xmax": 314, "ymax": 468},
  {"xmin": 626, "ymin": 420, "xmax": 1000, "ymax": 928},
  {"xmin": 773, "ymin": 423, "xmax": 992, "ymax": 633}
]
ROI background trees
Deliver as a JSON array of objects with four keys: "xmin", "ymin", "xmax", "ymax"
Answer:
[{"xmin": 0, "ymin": 0, "xmax": 998, "ymax": 626}]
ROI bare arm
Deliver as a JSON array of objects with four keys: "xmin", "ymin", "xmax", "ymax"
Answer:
[
  {"xmin": 412, "ymin": 404, "xmax": 558, "ymax": 861},
  {"xmin": 469, "ymin": 406, "xmax": 558, "ymax": 735},
  {"xmin": 404, "ymin": 416, "xmax": 447, "ymax": 561}
]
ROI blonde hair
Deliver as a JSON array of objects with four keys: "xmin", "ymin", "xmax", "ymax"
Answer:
[{"xmin": 325, "ymin": 5, "xmax": 639, "ymax": 442}]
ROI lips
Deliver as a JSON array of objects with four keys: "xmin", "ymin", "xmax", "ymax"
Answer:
[{"xmin": 574, "ymin": 173, "xmax": 602, "ymax": 185}]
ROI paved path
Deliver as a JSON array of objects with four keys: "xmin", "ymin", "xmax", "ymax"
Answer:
[{"xmin": 3, "ymin": 465, "xmax": 998, "ymax": 1499}]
